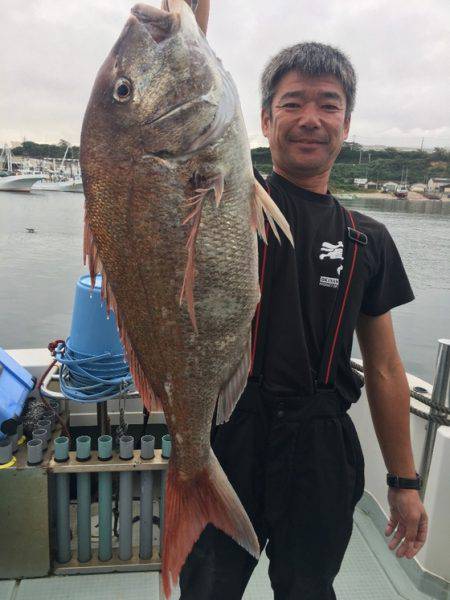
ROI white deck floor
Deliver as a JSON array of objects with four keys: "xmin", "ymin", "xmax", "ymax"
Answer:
[{"xmin": 1, "ymin": 506, "xmax": 445, "ymax": 600}]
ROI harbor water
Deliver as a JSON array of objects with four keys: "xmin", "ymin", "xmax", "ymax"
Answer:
[{"xmin": 0, "ymin": 190, "xmax": 449, "ymax": 384}]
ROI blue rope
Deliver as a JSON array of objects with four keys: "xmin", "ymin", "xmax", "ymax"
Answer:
[{"xmin": 54, "ymin": 340, "xmax": 134, "ymax": 403}]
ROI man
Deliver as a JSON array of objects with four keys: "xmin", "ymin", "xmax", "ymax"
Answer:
[{"xmin": 180, "ymin": 2, "xmax": 428, "ymax": 599}]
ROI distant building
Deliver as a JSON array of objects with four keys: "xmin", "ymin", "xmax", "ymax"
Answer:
[
  {"xmin": 382, "ymin": 181, "xmax": 397, "ymax": 193},
  {"xmin": 427, "ymin": 177, "xmax": 450, "ymax": 192},
  {"xmin": 410, "ymin": 183, "xmax": 427, "ymax": 192},
  {"xmin": 354, "ymin": 178, "xmax": 368, "ymax": 187},
  {"xmin": 366, "ymin": 181, "xmax": 378, "ymax": 189}
]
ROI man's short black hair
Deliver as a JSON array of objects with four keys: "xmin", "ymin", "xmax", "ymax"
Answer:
[{"xmin": 261, "ymin": 42, "xmax": 357, "ymax": 119}]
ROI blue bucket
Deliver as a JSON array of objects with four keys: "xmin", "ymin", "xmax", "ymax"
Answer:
[{"xmin": 68, "ymin": 275, "xmax": 124, "ymax": 357}]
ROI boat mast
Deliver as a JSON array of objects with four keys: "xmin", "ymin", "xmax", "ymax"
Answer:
[
  {"xmin": 6, "ymin": 147, "xmax": 12, "ymax": 173},
  {"xmin": 60, "ymin": 144, "xmax": 70, "ymax": 175}
]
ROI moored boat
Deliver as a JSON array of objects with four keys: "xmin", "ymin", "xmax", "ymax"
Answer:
[
  {"xmin": 0, "ymin": 172, "xmax": 45, "ymax": 192},
  {"xmin": 33, "ymin": 178, "xmax": 83, "ymax": 193}
]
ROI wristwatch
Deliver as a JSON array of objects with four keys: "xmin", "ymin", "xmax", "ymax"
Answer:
[{"xmin": 386, "ymin": 473, "xmax": 422, "ymax": 490}]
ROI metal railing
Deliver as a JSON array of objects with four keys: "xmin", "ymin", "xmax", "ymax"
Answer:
[
  {"xmin": 419, "ymin": 339, "xmax": 450, "ymax": 499},
  {"xmin": 351, "ymin": 338, "xmax": 450, "ymax": 500}
]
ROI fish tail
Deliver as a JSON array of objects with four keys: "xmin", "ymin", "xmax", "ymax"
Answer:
[{"xmin": 161, "ymin": 451, "xmax": 260, "ymax": 599}]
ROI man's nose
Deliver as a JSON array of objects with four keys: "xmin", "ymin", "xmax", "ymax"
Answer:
[{"xmin": 296, "ymin": 103, "xmax": 321, "ymax": 128}]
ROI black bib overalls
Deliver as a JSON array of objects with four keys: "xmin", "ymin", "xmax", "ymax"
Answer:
[{"xmin": 180, "ymin": 197, "xmax": 366, "ymax": 600}]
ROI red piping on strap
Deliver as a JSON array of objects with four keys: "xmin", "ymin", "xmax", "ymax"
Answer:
[
  {"xmin": 324, "ymin": 210, "xmax": 359, "ymax": 384},
  {"xmin": 249, "ymin": 221, "xmax": 270, "ymax": 376}
]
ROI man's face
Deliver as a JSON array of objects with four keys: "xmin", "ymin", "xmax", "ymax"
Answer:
[{"xmin": 261, "ymin": 71, "xmax": 351, "ymax": 179}]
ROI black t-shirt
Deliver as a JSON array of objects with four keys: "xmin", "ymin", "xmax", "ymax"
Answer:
[{"xmin": 259, "ymin": 170, "xmax": 414, "ymax": 405}]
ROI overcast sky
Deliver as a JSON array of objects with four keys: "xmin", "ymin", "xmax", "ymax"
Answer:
[{"xmin": 1, "ymin": 0, "xmax": 449, "ymax": 149}]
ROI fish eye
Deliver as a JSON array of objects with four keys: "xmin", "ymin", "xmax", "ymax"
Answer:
[{"xmin": 113, "ymin": 78, "xmax": 132, "ymax": 103}]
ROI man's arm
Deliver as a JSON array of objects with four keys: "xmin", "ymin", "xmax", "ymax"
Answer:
[
  {"xmin": 185, "ymin": 0, "xmax": 210, "ymax": 34},
  {"xmin": 356, "ymin": 311, "xmax": 428, "ymax": 559}
]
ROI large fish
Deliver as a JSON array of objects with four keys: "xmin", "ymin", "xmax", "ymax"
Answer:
[{"xmin": 80, "ymin": 0, "xmax": 293, "ymax": 596}]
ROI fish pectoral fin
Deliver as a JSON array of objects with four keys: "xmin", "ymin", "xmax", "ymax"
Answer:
[
  {"xmin": 162, "ymin": 451, "xmax": 260, "ymax": 599},
  {"xmin": 179, "ymin": 174, "xmax": 225, "ymax": 332},
  {"xmin": 251, "ymin": 179, "xmax": 294, "ymax": 247},
  {"xmin": 216, "ymin": 334, "xmax": 251, "ymax": 424}
]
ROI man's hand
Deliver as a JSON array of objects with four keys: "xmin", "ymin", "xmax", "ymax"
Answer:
[{"xmin": 385, "ymin": 488, "xmax": 428, "ymax": 558}]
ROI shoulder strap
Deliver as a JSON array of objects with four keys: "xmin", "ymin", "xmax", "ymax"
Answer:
[{"xmin": 316, "ymin": 208, "xmax": 367, "ymax": 387}]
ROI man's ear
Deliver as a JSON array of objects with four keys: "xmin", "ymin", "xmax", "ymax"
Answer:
[
  {"xmin": 343, "ymin": 116, "xmax": 351, "ymax": 140},
  {"xmin": 261, "ymin": 107, "xmax": 271, "ymax": 139}
]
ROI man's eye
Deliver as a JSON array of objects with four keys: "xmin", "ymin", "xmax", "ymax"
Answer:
[
  {"xmin": 322, "ymin": 104, "xmax": 339, "ymax": 111},
  {"xmin": 280, "ymin": 103, "xmax": 301, "ymax": 109}
]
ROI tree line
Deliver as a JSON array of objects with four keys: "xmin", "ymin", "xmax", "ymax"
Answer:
[
  {"xmin": 252, "ymin": 143, "xmax": 450, "ymax": 191},
  {"xmin": 11, "ymin": 140, "xmax": 80, "ymax": 160},
  {"xmin": 10, "ymin": 139, "xmax": 450, "ymax": 191}
]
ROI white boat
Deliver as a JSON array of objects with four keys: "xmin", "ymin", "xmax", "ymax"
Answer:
[
  {"xmin": 32, "ymin": 145, "xmax": 83, "ymax": 192},
  {"xmin": 0, "ymin": 146, "xmax": 44, "ymax": 192},
  {"xmin": 33, "ymin": 177, "xmax": 84, "ymax": 193},
  {"xmin": 0, "ymin": 172, "xmax": 45, "ymax": 192}
]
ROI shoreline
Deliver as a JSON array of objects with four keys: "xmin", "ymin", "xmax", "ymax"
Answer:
[{"xmin": 335, "ymin": 191, "xmax": 450, "ymax": 202}]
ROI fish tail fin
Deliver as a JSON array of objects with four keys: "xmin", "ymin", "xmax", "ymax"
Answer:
[
  {"xmin": 161, "ymin": 451, "xmax": 260, "ymax": 599},
  {"xmin": 251, "ymin": 178, "xmax": 294, "ymax": 247}
]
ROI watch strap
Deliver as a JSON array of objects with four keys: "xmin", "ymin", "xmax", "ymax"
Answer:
[{"xmin": 387, "ymin": 473, "xmax": 422, "ymax": 490}]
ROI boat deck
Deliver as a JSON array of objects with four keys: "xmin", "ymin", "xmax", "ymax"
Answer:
[{"xmin": 1, "ymin": 505, "xmax": 444, "ymax": 600}]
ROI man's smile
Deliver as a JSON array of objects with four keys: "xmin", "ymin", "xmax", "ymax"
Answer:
[{"xmin": 287, "ymin": 138, "xmax": 328, "ymax": 145}]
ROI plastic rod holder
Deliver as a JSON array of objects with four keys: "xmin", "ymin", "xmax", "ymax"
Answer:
[
  {"xmin": 76, "ymin": 435, "xmax": 91, "ymax": 461},
  {"xmin": 161, "ymin": 434, "xmax": 171, "ymax": 459},
  {"xmin": 33, "ymin": 428, "xmax": 48, "ymax": 451},
  {"xmin": 118, "ymin": 471, "xmax": 133, "ymax": 560},
  {"xmin": 42, "ymin": 410, "xmax": 56, "ymax": 431},
  {"xmin": 0, "ymin": 439, "xmax": 13, "ymax": 464},
  {"xmin": 56, "ymin": 473, "xmax": 71, "ymax": 563},
  {"xmin": 119, "ymin": 435, "xmax": 134, "ymax": 460},
  {"xmin": 140, "ymin": 434, "xmax": 155, "ymax": 460},
  {"xmin": 37, "ymin": 419, "xmax": 52, "ymax": 441},
  {"xmin": 27, "ymin": 439, "xmax": 43, "ymax": 465},
  {"xmin": 98, "ymin": 435, "xmax": 113, "ymax": 460},
  {"xmin": 54, "ymin": 436, "xmax": 70, "ymax": 462},
  {"xmin": 98, "ymin": 470, "xmax": 113, "ymax": 561},
  {"xmin": 139, "ymin": 471, "xmax": 154, "ymax": 559}
]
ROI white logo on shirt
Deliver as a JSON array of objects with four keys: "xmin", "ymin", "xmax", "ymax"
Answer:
[
  {"xmin": 319, "ymin": 240, "xmax": 344, "ymax": 287},
  {"xmin": 320, "ymin": 276, "xmax": 339, "ymax": 288},
  {"xmin": 319, "ymin": 241, "xmax": 343, "ymax": 261}
]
